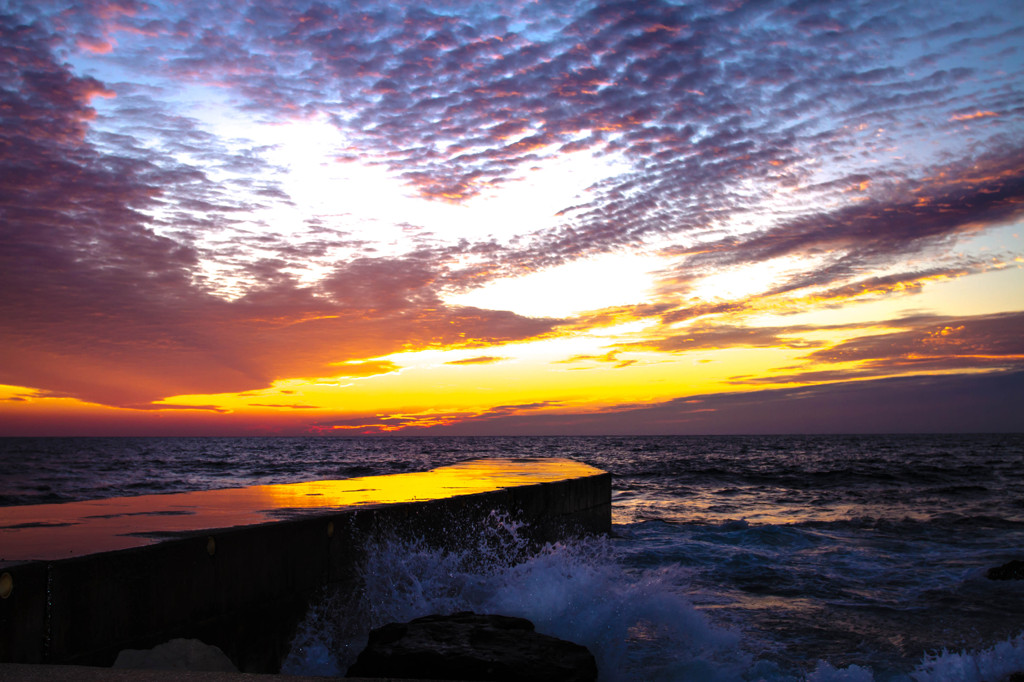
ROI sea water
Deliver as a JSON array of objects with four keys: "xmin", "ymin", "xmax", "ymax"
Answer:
[{"xmin": 2, "ymin": 434, "xmax": 1023, "ymax": 680}]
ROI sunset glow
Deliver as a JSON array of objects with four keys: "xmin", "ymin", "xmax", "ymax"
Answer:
[
  {"xmin": 1, "ymin": 457, "xmax": 604, "ymax": 559},
  {"xmin": 1, "ymin": 0, "xmax": 1022, "ymax": 435}
]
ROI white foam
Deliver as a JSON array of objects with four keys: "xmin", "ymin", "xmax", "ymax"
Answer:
[
  {"xmin": 282, "ymin": 511, "xmax": 746, "ymax": 680},
  {"xmin": 802, "ymin": 634, "xmax": 1024, "ymax": 682},
  {"xmin": 909, "ymin": 633, "xmax": 1024, "ymax": 682},
  {"xmin": 281, "ymin": 512, "xmax": 1024, "ymax": 682},
  {"xmin": 807, "ymin": 662, "xmax": 879, "ymax": 681}
]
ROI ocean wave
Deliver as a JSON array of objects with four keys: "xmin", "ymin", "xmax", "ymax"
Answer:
[
  {"xmin": 808, "ymin": 633, "xmax": 1024, "ymax": 682},
  {"xmin": 282, "ymin": 509, "xmax": 1024, "ymax": 681},
  {"xmin": 283, "ymin": 512, "xmax": 749, "ymax": 681},
  {"xmin": 909, "ymin": 633, "xmax": 1024, "ymax": 681},
  {"xmin": 7, "ymin": 434, "xmax": 1024, "ymax": 680}
]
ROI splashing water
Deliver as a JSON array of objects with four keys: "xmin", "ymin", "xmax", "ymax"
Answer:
[
  {"xmin": 907, "ymin": 634, "xmax": 1024, "ymax": 682},
  {"xmin": 282, "ymin": 511, "xmax": 746, "ymax": 681},
  {"xmin": 6, "ymin": 434, "xmax": 1022, "ymax": 680},
  {"xmin": 282, "ymin": 509, "xmax": 1024, "ymax": 681}
]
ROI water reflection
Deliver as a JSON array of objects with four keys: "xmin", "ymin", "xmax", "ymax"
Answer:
[{"xmin": 0, "ymin": 458, "xmax": 604, "ymax": 562}]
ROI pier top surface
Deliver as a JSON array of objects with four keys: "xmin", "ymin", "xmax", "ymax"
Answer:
[{"xmin": 0, "ymin": 457, "xmax": 606, "ymax": 564}]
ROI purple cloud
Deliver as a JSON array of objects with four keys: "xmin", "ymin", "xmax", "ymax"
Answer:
[
  {"xmin": 2, "ymin": 0, "xmax": 1022, "ymax": 427},
  {"xmin": 413, "ymin": 371, "xmax": 1024, "ymax": 435}
]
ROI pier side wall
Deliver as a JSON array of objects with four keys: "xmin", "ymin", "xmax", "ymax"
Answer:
[{"xmin": 0, "ymin": 470, "xmax": 610, "ymax": 672}]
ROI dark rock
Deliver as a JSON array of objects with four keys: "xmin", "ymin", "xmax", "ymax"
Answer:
[
  {"xmin": 112, "ymin": 638, "xmax": 237, "ymax": 672},
  {"xmin": 346, "ymin": 611, "xmax": 597, "ymax": 681},
  {"xmin": 987, "ymin": 559, "xmax": 1024, "ymax": 580}
]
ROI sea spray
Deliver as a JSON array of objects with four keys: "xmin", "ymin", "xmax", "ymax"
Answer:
[
  {"xmin": 283, "ymin": 508, "xmax": 1024, "ymax": 681},
  {"xmin": 282, "ymin": 510, "xmax": 747, "ymax": 681},
  {"xmin": 806, "ymin": 662, "xmax": 877, "ymax": 681},
  {"xmin": 800, "ymin": 636, "xmax": 1024, "ymax": 682},
  {"xmin": 908, "ymin": 633, "xmax": 1024, "ymax": 682},
  {"xmin": 17, "ymin": 435, "xmax": 1018, "ymax": 679},
  {"xmin": 280, "ymin": 586, "xmax": 348, "ymax": 677},
  {"xmin": 480, "ymin": 547, "xmax": 747, "ymax": 681}
]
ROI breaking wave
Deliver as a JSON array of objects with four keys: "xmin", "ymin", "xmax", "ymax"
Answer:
[{"xmin": 281, "ymin": 512, "xmax": 1024, "ymax": 681}]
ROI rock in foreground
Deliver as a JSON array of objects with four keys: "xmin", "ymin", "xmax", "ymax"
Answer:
[
  {"xmin": 112, "ymin": 638, "xmax": 237, "ymax": 672},
  {"xmin": 987, "ymin": 559, "xmax": 1024, "ymax": 580},
  {"xmin": 346, "ymin": 612, "xmax": 597, "ymax": 681}
]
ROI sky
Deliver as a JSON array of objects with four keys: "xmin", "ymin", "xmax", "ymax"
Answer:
[{"xmin": 1, "ymin": 0, "xmax": 1022, "ymax": 437}]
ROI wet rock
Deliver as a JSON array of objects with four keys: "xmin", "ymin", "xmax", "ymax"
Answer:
[
  {"xmin": 987, "ymin": 559, "xmax": 1024, "ymax": 580},
  {"xmin": 346, "ymin": 611, "xmax": 597, "ymax": 681},
  {"xmin": 112, "ymin": 638, "xmax": 237, "ymax": 672}
]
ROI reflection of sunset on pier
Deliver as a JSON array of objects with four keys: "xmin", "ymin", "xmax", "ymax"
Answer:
[
  {"xmin": 0, "ymin": 458, "xmax": 605, "ymax": 560},
  {"xmin": 1, "ymin": 0, "xmax": 1022, "ymax": 436}
]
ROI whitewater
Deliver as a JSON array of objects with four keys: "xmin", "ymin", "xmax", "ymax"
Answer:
[{"xmin": 2, "ymin": 434, "xmax": 1022, "ymax": 680}]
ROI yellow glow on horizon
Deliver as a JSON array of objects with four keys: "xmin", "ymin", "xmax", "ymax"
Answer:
[
  {"xmin": 151, "ymin": 339, "xmax": 814, "ymax": 423},
  {"xmin": 3, "ymin": 237, "xmax": 1019, "ymax": 435}
]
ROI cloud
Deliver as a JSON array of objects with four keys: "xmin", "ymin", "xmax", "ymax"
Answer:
[
  {"xmin": 632, "ymin": 323, "xmax": 830, "ymax": 353},
  {"xmin": 413, "ymin": 371, "xmax": 1024, "ymax": 435},
  {"xmin": 315, "ymin": 400, "xmax": 563, "ymax": 434},
  {"xmin": 72, "ymin": 0, "xmax": 1011, "ymax": 221},
  {"xmin": 2, "ymin": 0, "xmax": 1022, "ymax": 428},
  {"xmin": 0, "ymin": 14, "xmax": 562, "ymax": 407},
  {"xmin": 23, "ymin": 2, "xmax": 1024, "ymax": 282},
  {"xmin": 330, "ymin": 360, "xmax": 402, "ymax": 377},
  {"xmin": 706, "ymin": 150, "xmax": 1021, "ymax": 264},
  {"xmin": 445, "ymin": 356, "xmax": 508, "ymax": 365},
  {"xmin": 797, "ymin": 310, "xmax": 1024, "ymax": 373},
  {"xmin": 0, "ymin": 251, "xmax": 559, "ymax": 407},
  {"xmin": 478, "ymin": 401, "xmax": 563, "ymax": 418},
  {"xmin": 128, "ymin": 403, "xmax": 230, "ymax": 413},
  {"xmin": 558, "ymin": 350, "xmax": 637, "ymax": 369},
  {"xmin": 950, "ymin": 110, "xmax": 999, "ymax": 122},
  {"xmin": 316, "ymin": 412, "xmax": 474, "ymax": 434},
  {"xmin": 718, "ymin": 311, "xmax": 1024, "ymax": 387}
]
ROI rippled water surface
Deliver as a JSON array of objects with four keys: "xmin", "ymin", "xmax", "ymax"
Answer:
[{"xmin": 3, "ymin": 434, "xmax": 1023, "ymax": 680}]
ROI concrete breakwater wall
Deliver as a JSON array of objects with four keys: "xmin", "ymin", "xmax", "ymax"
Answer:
[{"xmin": 0, "ymin": 458, "xmax": 611, "ymax": 672}]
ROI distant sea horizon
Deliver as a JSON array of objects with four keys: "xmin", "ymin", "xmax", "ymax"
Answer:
[{"xmin": 3, "ymin": 433, "xmax": 1023, "ymax": 680}]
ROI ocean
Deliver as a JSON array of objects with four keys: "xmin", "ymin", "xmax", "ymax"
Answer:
[{"xmin": 2, "ymin": 434, "xmax": 1023, "ymax": 681}]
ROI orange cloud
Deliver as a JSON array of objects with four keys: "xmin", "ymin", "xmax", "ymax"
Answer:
[
  {"xmin": 76, "ymin": 36, "xmax": 115, "ymax": 54},
  {"xmin": 445, "ymin": 356, "xmax": 509, "ymax": 365},
  {"xmin": 949, "ymin": 110, "xmax": 998, "ymax": 122},
  {"xmin": 331, "ymin": 360, "xmax": 402, "ymax": 377}
]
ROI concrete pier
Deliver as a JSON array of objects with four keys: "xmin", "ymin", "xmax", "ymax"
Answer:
[{"xmin": 0, "ymin": 458, "xmax": 610, "ymax": 672}]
